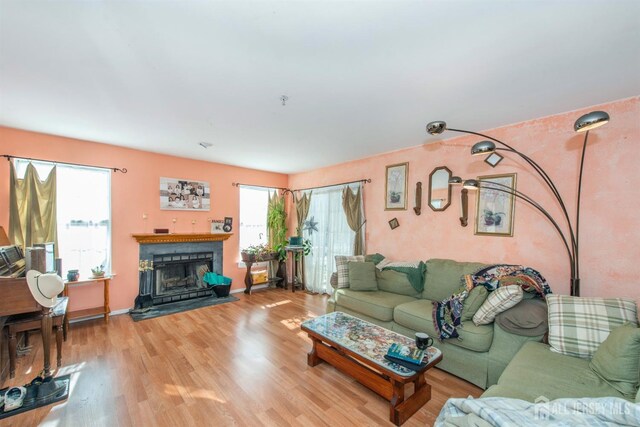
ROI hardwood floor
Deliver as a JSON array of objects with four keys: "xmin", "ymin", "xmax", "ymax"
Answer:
[{"xmin": 2, "ymin": 289, "xmax": 481, "ymax": 426}]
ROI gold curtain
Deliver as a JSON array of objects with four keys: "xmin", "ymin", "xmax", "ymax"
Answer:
[
  {"xmin": 294, "ymin": 191, "xmax": 312, "ymax": 285},
  {"xmin": 9, "ymin": 162, "xmax": 58, "ymax": 253},
  {"xmin": 295, "ymin": 192, "xmax": 311, "ymax": 235},
  {"xmin": 342, "ymin": 186, "xmax": 364, "ymax": 255}
]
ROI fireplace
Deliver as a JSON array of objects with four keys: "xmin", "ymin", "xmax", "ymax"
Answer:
[
  {"xmin": 152, "ymin": 252, "xmax": 213, "ymax": 304},
  {"xmin": 132, "ymin": 234, "xmax": 230, "ymax": 310}
]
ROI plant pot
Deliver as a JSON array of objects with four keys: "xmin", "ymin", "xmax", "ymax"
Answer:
[
  {"xmin": 212, "ymin": 284, "xmax": 231, "ymax": 298},
  {"xmin": 67, "ymin": 270, "xmax": 79, "ymax": 282},
  {"xmin": 289, "ymin": 236, "xmax": 303, "ymax": 246},
  {"xmin": 241, "ymin": 252, "xmax": 257, "ymax": 263}
]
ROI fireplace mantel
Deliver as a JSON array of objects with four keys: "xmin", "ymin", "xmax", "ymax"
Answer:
[{"xmin": 132, "ymin": 233, "xmax": 233, "ymax": 244}]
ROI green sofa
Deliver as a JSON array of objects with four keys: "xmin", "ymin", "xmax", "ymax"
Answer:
[
  {"xmin": 482, "ymin": 341, "xmax": 640, "ymax": 403},
  {"xmin": 327, "ymin": 258, "xmax": 544, "ymax": 389}
]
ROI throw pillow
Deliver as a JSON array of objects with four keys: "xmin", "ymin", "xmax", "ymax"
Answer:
[
  {"xmin": 461, "ymin": 286, "xmax": 489, "ymax": 322},
  {"xmin": 589, "ymin": 323, "xmax": 640, "ymax": 399},
  {"xmin": 495, "ymin": 298, "xmax": 548, "ymax": 337},
  {"xmin": 473, "ymin": 285, "xmax": 524, "ymax": 326},
  {"xmin": 547, "ymin": 295, "xmax": 638, "ymax": 359},
  {"xmin": 335, "ymin": 255, "xmax": 365, "ymax": 288},
  {"xmin": 348, "ymin": 261, "xmax": 378, "ymax": 291}
]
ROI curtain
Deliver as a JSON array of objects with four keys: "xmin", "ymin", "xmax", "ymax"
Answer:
[
  {"xmin": 304, "ymin": 186, "xmax": 355, "ymax": 294},
  {"xmin": 9, "ymin": 162, "xmax": 58, "ymax": 253},
  {"xmin": 342, "ymin": 184, "xmax": 365, "ymax": 255},
  {"xmin": 294, "ymin": 191, "xmax": 312, "ymax": 284}
]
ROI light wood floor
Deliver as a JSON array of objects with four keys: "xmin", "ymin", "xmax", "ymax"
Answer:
[{"xmin": 3, "ymin": 289, "xmax": 481, "ymax": 426}]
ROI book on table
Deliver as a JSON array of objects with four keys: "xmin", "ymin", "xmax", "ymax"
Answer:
[{"xmin": 385, "ymin": 343, "xmax": 426, "ymax": 366}]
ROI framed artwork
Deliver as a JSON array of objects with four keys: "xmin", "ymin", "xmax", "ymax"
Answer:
[
  {"xmin": 388, "ymin": 218, "xmax": 399, "ymax": 230},
  {"xmin": 484, "ymin": 152, "xmax": 504, "ymax": 168},
  {"xmin": 385, "ymin": 162, "xmax": 408, "ymax": 210},
  {"xmin": 160, "ymin": 177, "xmax": 210, "ymax": 211},
  {"xmin": 475, "ymin": 173, "xmax": 517, "ymax": 237}
]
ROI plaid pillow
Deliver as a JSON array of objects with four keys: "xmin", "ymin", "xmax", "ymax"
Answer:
[
  {"xmin": 473, "ymin": 285, "xmax": 524, "ymax": 326},
  {"xmin": 547, "ymin": 295, "xmax": 638, "ymax": 359},
  {"xmin": 335, "ymin": 255, "xmax": 364, "ymax": 288}
]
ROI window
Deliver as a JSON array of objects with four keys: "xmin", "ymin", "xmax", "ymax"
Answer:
[
  {"xmin": 14, "ymin": 159, "xmax": 112, "ymax": 278},
  {"xmin": 238, "ymin": 186, "xmax": 271, "ymax": 258},
  {"xmin": 303, "ymin": 185, "xmax": 356, "ymax": 294}
]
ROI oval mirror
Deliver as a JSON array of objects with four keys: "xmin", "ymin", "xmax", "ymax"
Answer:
[{"xmin": 428, "ymin": 166, "xmax": 452, "ymax": 211}]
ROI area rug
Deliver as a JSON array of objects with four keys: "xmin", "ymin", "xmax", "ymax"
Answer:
[
  {"xmin": 0, "ymin": 374, "xmax": 70, "ymax": 420},
  {"xmin": 129, "ymin": 295, "xmax": 239, "ymax": 321}
]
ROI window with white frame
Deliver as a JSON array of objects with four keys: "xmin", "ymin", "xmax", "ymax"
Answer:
[
  {"xmin": 238, "ymin": 186, "xmax": 271, "ymax": 259},
  {"xmin": 14, "ymin": 159, "xmax": 112, "ymax": 278}
]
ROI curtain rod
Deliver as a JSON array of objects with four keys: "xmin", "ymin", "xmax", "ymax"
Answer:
[
  {"xmin": 2, "ymin": 154, "xmax": 128, "ymax": 173},
  {"xmin": 231, "ymin": 182, "xmax": 290, "ymax": 192},
  {"xmin": 292, "ymin": 178, "xmax": 371, "ymax": 192}
]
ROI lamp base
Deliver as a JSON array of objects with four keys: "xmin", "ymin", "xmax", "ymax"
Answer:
[{"xmin": 571, "ymin": 277, "xmax": 580, "ymax": 297}]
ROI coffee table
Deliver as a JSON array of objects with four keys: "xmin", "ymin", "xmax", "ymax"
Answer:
[{"xmin": 301, "ymin": 312, "xmax": 442, "ymax": 425}]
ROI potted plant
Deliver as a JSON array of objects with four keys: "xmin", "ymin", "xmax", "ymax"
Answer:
[
  {"xmin": 91, "ymin": 265, "xmax": 105, "ymax": 278},
  {"xmin": 241, "ymin": 243, "xmax": 278, "ymax": 263}
]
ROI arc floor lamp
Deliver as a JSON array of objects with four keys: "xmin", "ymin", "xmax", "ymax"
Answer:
[{"xmin": 426, "ymin": 111, "xmax": 610, "ymax": 296}]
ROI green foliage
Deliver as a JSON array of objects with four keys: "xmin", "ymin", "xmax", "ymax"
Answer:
[{"xmin": 267, "ymin": 193, "xmax": 288, "ymax": 261}]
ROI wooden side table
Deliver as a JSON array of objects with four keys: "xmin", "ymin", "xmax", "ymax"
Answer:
[
  {"xmin": 63, "ymin": 276, "xmax": 111, "ymax": 323},
  {"xmin": 285, "ymin": 246, "xmax": 305, "ymax": 292}
]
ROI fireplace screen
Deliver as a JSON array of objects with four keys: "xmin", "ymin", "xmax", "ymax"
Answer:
[{"xmin": 153, "ymin": 252, "xmax": 213, "ymax": 299}]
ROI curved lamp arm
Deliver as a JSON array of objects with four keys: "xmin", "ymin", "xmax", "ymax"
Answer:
[
  {"xmin": 472, "ymin": 180, "xmax": 575, "ymax": 281},
  {"xmin": 448, "ymin": 127, "xmax": 576, "ymax": 252}
]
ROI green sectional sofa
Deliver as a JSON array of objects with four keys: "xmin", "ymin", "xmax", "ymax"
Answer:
[
  {"xmin": 482, "ymin": 341, "xmax": 640, "ymax": 403},
  {"xmin": 327, "ymin": 258, "xmax": 544, "ymax": 389}
]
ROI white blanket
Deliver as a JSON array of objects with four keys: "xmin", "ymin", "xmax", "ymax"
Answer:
[{"xmin": 435, "ymin": 396, "xmax": 640, "ymax": 427}]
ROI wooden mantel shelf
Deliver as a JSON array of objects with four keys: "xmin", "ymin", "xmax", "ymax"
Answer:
[{"xmin": 132, "ymin": 233, "xmax": 233, "ymax": 244}]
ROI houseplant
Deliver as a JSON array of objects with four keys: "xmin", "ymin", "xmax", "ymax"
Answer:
[{"xmin": 240, "ymin": 243, "xmax": 278, "ymax": 263}]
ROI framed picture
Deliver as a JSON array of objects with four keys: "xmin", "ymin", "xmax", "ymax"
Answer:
[
  {"xmin": 388, "ymin": 218, "xmax": 400, "ymax": 230},
  {"xmin": 385, "ymin": 162, "xmax": 408, "ymax": 210},
  {"xmin": 160, "ymin": 177, "xmax": 210, "ymax": 211},
  {"xmin": 475, "ymin": 173, "xmax": 517, "ymax": 237},
  {"xmin": 484, "ymin": 152, "xmax": 504, "ymax": 168}
]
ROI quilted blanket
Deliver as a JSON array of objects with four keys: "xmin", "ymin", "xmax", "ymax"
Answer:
[
  {"xmin": 432, "ymin": 264, "xmax": 552, "ymax": 341},
  {"xmin": 435, "ymin": 396, "xmax": 640, "ymax": 427}
]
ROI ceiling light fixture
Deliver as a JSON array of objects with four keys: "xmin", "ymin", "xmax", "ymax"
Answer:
[{"xmin": 199, "ymin": 142, "xmax": 213, "ymax": 149}]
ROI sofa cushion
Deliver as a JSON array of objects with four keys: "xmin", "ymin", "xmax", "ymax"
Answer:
[
  {"xmin": 474, "ymin": 285, "xmax": 524, "ymax": 326},
  {"xmin": 394, "ymin": 299, "xmax": 493, "ymax": 352},
  {"xmin": 485, "ymin": 341, "xmax": 629, "ymax": 402},
  {"xmin": 348, "ymin": 261, "xmax": 378, "ymax": 291},
  {"xmin": 335, "ymin": 255, "xmax": 365, "ymax": 288},
  {"xmin": 461, "ymin": 286, "xmax": 488, "ymax": 321},
  {"xmin": 422, "ymin": 259, "xmax": 486, "ymax": 302},
  {"xmin": 376, "ymin": 269, "xmax": 420, "ymax": 297},
  {"xmin": 547, "ymin": 295, "xmax": 638, "ymax": 359},
  {"xmin": 590, "ymin": 323, "xmax": 640, "ymax": 399},
  {"xmin": 334, "ymin": 289, "xmax": 416, "ymax": 322},
  {"xmin": 495, "ymin": 298, "xmax": 548, "ymax": 337}
]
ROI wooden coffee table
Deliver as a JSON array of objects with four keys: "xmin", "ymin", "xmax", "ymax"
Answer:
[{"xmin": 301, "ymin": 312, "xmax": 442, "ymax": 425}]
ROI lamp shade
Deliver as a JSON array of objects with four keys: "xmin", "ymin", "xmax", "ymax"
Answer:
[
  {"xmin": 449, "ymin": 176, "xmax": 462, "ymax": 185},
  {"xmin": 463, "ymin": 179, "xmax": 479, "ymax": 190},
  {"xmin": 471, "ymin": 140, "xmax": 496, "ymax": 156},
  {"xmin": 574, "ymin": 111, "xmax": 609, "ymax": 132},
  {"xmin": 426, "ymin": 121, "xmax": 447, "ymax": 135}
]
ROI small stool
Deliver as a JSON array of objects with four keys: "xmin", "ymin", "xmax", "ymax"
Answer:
[{"xmin": 5, "ymin": 297, "xmax": 69, "ymax": 378}]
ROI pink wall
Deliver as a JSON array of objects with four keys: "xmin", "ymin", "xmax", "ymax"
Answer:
[
  {"xmin": 289, "ymin": 97, "xmax": 640, "ymax": 301},
  {"xmin": 0, "ymin": 127, "xmax": 288, "ymax": 312}
]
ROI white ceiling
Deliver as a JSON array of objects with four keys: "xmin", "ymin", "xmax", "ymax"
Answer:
[{"xmin": 1, "ymin": 1, "xmax": 639, "ymax": 174}]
